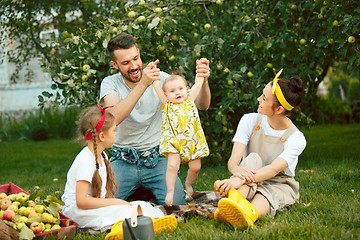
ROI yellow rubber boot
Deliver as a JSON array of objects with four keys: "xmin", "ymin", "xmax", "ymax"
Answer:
[
  {"xmin": 217, "ymin": 193, "xmax": 259, "ymax": 229},
  {"xmin": 150, "ymin": 216, "xmax": 178, "ymax": 234},
  {"xmin": 105, "ymin": 219, "xmax": 125, "ymax": 240}
]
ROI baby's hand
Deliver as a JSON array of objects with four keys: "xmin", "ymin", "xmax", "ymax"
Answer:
[{"xmin": 196, "ymin": 58, "xmax": 210, "ymax": 79}]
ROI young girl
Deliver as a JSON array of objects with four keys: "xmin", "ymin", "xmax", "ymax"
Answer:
[
  {"xmin": 214, "ymin": 69, "xmax": 307, "ymax": 229},
  {"xmin": 152, "ymin": 70, "xmax": 210, "ymax": 207},
  {"xmin": 61, "ymin": 104, "xmax": 176, "ymax": 234}
]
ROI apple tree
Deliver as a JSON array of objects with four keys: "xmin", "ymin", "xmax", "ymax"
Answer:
[{"xmin": 12, "ymin": 0, "xmax": 360, "ymax": 163}]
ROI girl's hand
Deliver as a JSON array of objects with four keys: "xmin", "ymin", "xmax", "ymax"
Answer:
[{"xmin": 214, "ymin": 177, "xmax": 244, "ymax": 197}]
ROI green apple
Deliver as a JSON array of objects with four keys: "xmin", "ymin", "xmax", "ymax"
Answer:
[
  {"xmin": 348, "ymin": 36, "xmax": 355, "ymax": 44},
  {"xmin": 35, "ymin": 204, "xmax": 45, "ymax": 214},
  {"xmin": 7, "ymin": 204, "xmax": 18, "ymax": 213},
  {"xmin": 328, "ymin": 38, "xmax": 334, "ymax": 44},
  {"xmin": 16, "ymin": 222, "xmax": 25, "ymax": 231},
  {"xmin": 157, "ymin": 45, "xmax": 165, "ymax": 52},
  {"xmin": 82, "ymin": 64, "xmax": 90, "ymax": 72},
  {"xmin": 42, "ymin": 212, "xmax": 54, "ymax": 223},
  {"xmin": 51, "ymin": 224, "xmax": 61, "ymax": 230},
  {"xmin": 299, "ymin": 39, "xmax": 306, "ymax": 45},
  {"xmin": 111, "ymin": 27, "xmax": 118, "ymax": 34},
  {"xmin": 27, "ymin": 200, "xmax": 36, "ymax": 208},
  {"xmin": 128, "ymin": 10, "xmax": 136, "ymax": 18},
  {"xmin": 227, "ymin": 79, "xmax": 234, "ymax": 86},
  {"xmin": 266, "ymin": 63, "xmax": 273, "ymax": 68},
  {"xmin": 12, "ymin": 201, "xmax": 21, "ymax": 207},
  {"xmin": 0, "ymin": 193, "xmax": 7, "ymax": 199},
  {"xmin": 16, "ymin": 193, "xmax": 28, "ymax": 203},
  {"xmin": 193, "ymin": 32, "xmax": 198, "ymax": 38},
  {"xmin": 216, "ymin": 0, "xmax": 223, "ymax": 5},
  {"xmin": 168, "ymin": 55, "xmax": 175, "ymax": 61},
  {"xmin": 171, "ymin": 35, "xmax": 179, "ymax": 41},
  {"xmin": 28, "ymin": 211, "xmax": 40, "ymax": 219},
  {"xmin": 8, "ymin": 194, "xmax": 17, "ymax": 201},
  {"xmin": 137, "ymin": 16, "xmax": 146, "ymax": 23},
  {"xmin": 204, "ymin": 23, "xmax": 211, "ymax": 31},
  {"xmin": 81, "ymin": 75, "xmax": 88, "ymax": 82},
  {"xmin": 18, "ymin": 206, "xmax": 27, "ymax": 216},
  {"xmin": 154, "ymin": 7, "xmax": 162, "ymax": 13},
  {"xmin": 138, "ymin": 0, "xmax": 145, "ymax": 6},
  {"xmin": 24, "ymin": 207, "xmax": 35, "ymax": 217},
  {"xmin": 216, "ymin": 64, "xmax": 223, "ymax": 70},
  {"xmin": 45, "ymin": 223, "xmax": 52, "ymax": 229},
  {"xmin": 19, "ymin": 216, "xmax": 28, "ymax": 222},
  {"xmin": 317, "ymin": 14, "xmax": 323, "ymax": 19},
  {"xmin": 332, "ymin": 20, "xmax": 339, "ymax": 26},
  {"xmin": 247, "ymin": 72, "xmax": 254, "ymax": 78}
]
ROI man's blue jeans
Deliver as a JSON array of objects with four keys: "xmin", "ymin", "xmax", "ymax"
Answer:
[{"xmin": 110, "ymin": 154, "xmax": 186, "ymax": 205}]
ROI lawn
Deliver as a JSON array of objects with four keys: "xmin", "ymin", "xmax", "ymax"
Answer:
[{"xmin": 1, "ymin": 124, "xmax": 359, "ymax": 239}]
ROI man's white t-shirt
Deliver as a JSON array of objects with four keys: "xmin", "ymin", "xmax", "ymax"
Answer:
[
  {"xmin": 233, "ymin": 113, "xmax": 307, "ymax": 176},
  {"xmin": 100, "ymin": 72, "xmax": 170, "ymax": 151}
]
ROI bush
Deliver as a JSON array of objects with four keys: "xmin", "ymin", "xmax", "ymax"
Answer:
[{"xmin": 0, "ymin": 106, "xmax": 80, "ymax": 142}]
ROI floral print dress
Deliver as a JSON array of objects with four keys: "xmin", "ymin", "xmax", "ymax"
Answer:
[{"xmin": 159, "ymin": 94, "xmax": 209, "ymax": 163}]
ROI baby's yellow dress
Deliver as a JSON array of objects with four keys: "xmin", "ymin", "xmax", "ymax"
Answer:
[{"xmin": 159, "ymin": 95, "xmax": 209, "ymax": 163}]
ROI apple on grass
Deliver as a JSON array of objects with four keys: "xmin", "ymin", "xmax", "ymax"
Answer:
[
  {"xmin": 30, "ymin": 222, "xmax": 43, "ymax": 234},
  {"xmin": 3, "ymin": 209, "xmax": 15, "ymax": 221}
]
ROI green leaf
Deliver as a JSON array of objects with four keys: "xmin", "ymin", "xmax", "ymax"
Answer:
[
  {"xmin": 148, "ymin": 17, "xmax": 160, "ymax": 30},
  {"xmin": 19, "ymin": 225, "xmax": 35, "ymax": 240}
]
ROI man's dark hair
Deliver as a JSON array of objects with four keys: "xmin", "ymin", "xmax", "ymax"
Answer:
[{"xmin": 107, "ymin": 32, "xmax": 137, "ymax": 61}]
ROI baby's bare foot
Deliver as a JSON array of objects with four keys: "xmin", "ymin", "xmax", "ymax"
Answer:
[{"xmin": 185, "ymin": 184, "xmax": 194, "ymax": 198}]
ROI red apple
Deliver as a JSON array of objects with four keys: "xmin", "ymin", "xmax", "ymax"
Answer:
[
  {"xmin": 3, "ymin": 209, "xmax": 15, "ymax": 221},
  {"xmin": 1, "ymin": 198, "xmax": 11, "ymax": 210},
  {"xmin": 30, "ymin": 222, "xmax": 43, "ymax": 234}
]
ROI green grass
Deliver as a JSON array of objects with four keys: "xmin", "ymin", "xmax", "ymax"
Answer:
[{"xmin": 1, "ymin": 124, "xmax": 360, "ymax": 239}]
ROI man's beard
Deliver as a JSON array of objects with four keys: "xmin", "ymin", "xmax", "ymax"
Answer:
[{"xmin": 120, "ymin": 68, "xmax": 142, "ymax": 83}]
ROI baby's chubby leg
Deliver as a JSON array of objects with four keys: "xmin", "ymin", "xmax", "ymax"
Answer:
[
  {"xmin": 165, "ymin": 153, "xmax": 181, "ymax": 206},
  {"xmin": 185, "ymin": 158, "xmax": 201, "ymax": 197}
]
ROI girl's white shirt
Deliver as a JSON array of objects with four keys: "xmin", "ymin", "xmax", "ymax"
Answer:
[
  {"xmin": 62, "ymin": 146, "xmax": 107, "ymax": 207},
  {"xmin": 233, "ymin": 113, "xmax": 307, "ymax": 176}
]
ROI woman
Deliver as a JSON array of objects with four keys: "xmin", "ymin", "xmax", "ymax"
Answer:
[{"xmin": 214, "ymin": 69, "xmax": 307, "ymax": 229}]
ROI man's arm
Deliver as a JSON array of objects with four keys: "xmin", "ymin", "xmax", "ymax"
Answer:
[
  {"xmin": 194, "ymin": 58, "xmax": 211, "ymax": 110},
  {"xmin": 103, "ymin": 61, "xmax": 160, "ymax": 126}
]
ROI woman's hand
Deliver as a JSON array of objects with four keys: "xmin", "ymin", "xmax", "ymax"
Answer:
[{"xmin": 233, "ymin": 166, "xmax": 256, "ymax": 183}]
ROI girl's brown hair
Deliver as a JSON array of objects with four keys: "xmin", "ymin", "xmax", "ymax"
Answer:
[{"xmin": 77, "ymin": 106, "xmax": 119, "ymax": 198}]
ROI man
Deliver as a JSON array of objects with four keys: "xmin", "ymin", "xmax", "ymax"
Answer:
[{"xmin": 100, "ymin": 32, "xmax": 211, "ymax": 205}]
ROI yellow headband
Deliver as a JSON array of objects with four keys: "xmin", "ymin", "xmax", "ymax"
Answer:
[{"xmin": 271, "ymin": 68, "xmax": 294, "ymax": 111}]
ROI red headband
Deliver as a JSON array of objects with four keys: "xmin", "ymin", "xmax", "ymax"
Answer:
[{"xmin": 85, "ymin": 104, "xmax": 114, "ymax": 140}]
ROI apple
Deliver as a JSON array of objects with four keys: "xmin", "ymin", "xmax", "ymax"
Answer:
[
  {"xmin": 348, "ymin": 36, "xmax": 356, "ymax": 44},
  {"xmin": 45, "ymin": 223, "xmax": 52, "ymax": 229},
  {"xmin": 40, "ymin": 222, "xmax": 45, "ymax": 231},
  {"xmin": 24, "ymin": 207, "xmax": 35, "ymax": 217},
  {"xmin": 216, "ymin": 64, "xmax": 223, "ymax": 70},
  {"xmin": 8, "ymin": 194, "xmax": 17, "ymax": 201},
  {"xmin": 0, "ymin": 210, "xmax": 4, "ymax": 220},
  {"xmin": 19, "ymin": 216, "xmax": 28, "ymax": 222},
  {"xmin": 0, "ymin": 193, "xmax": 7, "ymax": 199},
  {"xmin": 223, "ymin": 68, "xmax": 230, "ymax": 74},
  {"xmin": 82, "ymin": 82, "xmax": 88, "ymax": 87},
  {"xmin": 196, "ymin": 52, "xmax": 201, "ymax": 58},
  {"xmin": 154, "ymin": 7, "xmax": 162, "ymax": 13},
  {"xmin": 81, "ymin": 75, "xmax": 88, "ymax": 82},
  {"xmin": 193, "ymin": 32, "xmax": 198, "ymax": 38},
  {"xmin": 16, "ymin": 222, "xmax": 25, "ymax": 231},
  {"xmin": 28, "ymin": 211, "xmax": 40, "ymax": 218},
  {"xmin": 244, "ymin": 15, "xmax": 251, "ymax": 21},
  {"xmin": 3, "ymin": 209, "xmax": 15, "ymax": 221},
  {"xmin": 18, "ymin": 206, "xmax": 26, "ymax": 215},
  {"xmin": 51, "ymin": 224, "xmax": 61, "ymax": 230},
  {"xmin": 229, "ymin": 129, "xmax": 234, "ymax": 134},
  {"xmin": 299, "ymin": 39, "xmax": 306, "ymax": 45},
  {"xmin": 171, "ymin": 35, "xmax": 179, "ymax": 41},
  {"xmin": 7, "ymin": 204, "xmax": 18, "ymax": 213},
  {"xmin": 168, "ymin": 55, "xmax": 175, "ymax": 61},
  {"xmin": 214, "ymin": 180, "xmax": 221, "ymax": 190},
  {"xmin": 16, "ymin": 192, "xmax": 29, "ymax": 203},
  {"xmin": 157, "ymin": 45, "xmax": 165, "ymax": 52},
  {"xmin": 290, "ymin": 4, "xmax": 297, "ymax": 10},
  {"xmin": 27, "ymin": 200, "xmax": 36, "ymax": 208},
  {"xmin": 138, "ymin": 0, "xmax": 145, "ymax": 6},
  {"xmin": 30, "ymin": 222, "xmax": 43, "ymax": 234},
  {"xmin": 35, "ymin": 204, "xmax": 45, "ymax": 214},
  {"xmin": 128, "ymin": 10, "xmax": 136, "ymax": 18},
  {"xmin": 332, "ymin": 20, "xmax": 339, "ymax": 26},
  {"xmin": 266, "ymin": 63, "xmax": 273, "ymax": 68},
  {"xmin": 227, "ymin": 80, "xmax": 234, "ymax": 86},
  {"xmin": 328, "ymin": 38, "xmax": 334, "ymax": 44},
  {"xmin": 137, "ymin": 15, "xmax": 146, "ymax": 23},
  {"xmin": 247, "ymin": 72, "xmax": 254, "ymax": 78},
  {"xmin": 12, "ymin": 201, "xmax": 21, "ymax": 207},
  {"xmin": 111, "ymin": 27, "xmax": 118, "ymax": 34},
  {"xmin": 204, "ymin": 23, "xmax": 211, "ymax": 31},
  {"xmin": 82, "ymin": 64, "xmax": 90, "ymax": 72},
  {"xmin": 180, "ymin": 10, "xmax": 187, "ymax": 15},
  {"xmin": 42, "ymin": 212, "xmax": 54, "ymax": 223},
  {"xmin": 216, "ymin": 0, "xmax": 223, "ymax": 5},
  {"xmin": 317, "ymin": 14, "xmax": 323, "ymax": 19},
  {"xmin": 1, "ymin": 198, "xmax": 11, "ymax": 210}
]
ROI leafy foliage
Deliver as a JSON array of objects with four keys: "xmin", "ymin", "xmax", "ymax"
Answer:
[{"xmin": 1, "ymin": 0, "xmax": 360, "ymax": 161}]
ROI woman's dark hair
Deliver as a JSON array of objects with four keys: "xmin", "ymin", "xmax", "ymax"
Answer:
[
  {"xmin": 272, "ymin": 76, "xmax": 303, "ymax": 114},
  {"xmin": 107, "ymin": 32, "xmax": 137, "ymax": 61}
]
